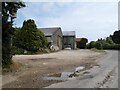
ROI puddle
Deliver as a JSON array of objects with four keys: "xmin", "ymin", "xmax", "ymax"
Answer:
[
  {"xmin": 42, "ymin": 66, "xmax": 89, "ymax": 81},
  {"xmin": 75, "ymin": 66, "xmax": 85, "ymax": 72},
  {"xmin": 78, "ymin": 75, "xmax": 94, "ymax": 80},
  {"xmin": 43, "ymin": 72, "xmax": 73, "ymax": 81},
  {"xmin": 82, "ymin": 71, "xmax": 90, "ymax": 74}
]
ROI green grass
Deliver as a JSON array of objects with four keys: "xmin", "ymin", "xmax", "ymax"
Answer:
[
  {"xmin": 90, "ymin": 48, "xmax": 105, "ymax": 52},
  {"xmin": 2, "ymin": 61, "xmax": 25, "ymax": 74}
]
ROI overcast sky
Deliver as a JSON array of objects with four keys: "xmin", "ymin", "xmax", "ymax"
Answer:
[{"xmin": 14, "ymin": 0, "xmax": 118, "ymax": 42}]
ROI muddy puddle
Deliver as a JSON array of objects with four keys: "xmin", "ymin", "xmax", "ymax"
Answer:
[
  {"xmin": 43, "ymin": 72, "xmax": 73, "ymax": 81},
  {"xmin": 42, "ymin": 66, "xmax": 86, "ymax": 81},
  {"xmin": 42, "ymin": 64, "xmax": 100, "ymax": 81}
]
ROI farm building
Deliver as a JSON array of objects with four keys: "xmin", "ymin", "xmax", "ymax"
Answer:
[
  {"xmin": 63, "ymin": 31, "xmax": 76, "ymax": 49},
  {"xmin": 40, "ymin": 27, "xmax": 63, "ymax": 50}
]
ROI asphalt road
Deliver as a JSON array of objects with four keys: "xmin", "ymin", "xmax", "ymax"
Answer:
[{"xmin": 46, "ymin": 50, "xmax": 118, "ymax": 88}]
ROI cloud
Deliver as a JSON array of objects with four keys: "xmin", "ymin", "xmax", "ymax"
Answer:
[
  {"xmin": 15, "ymin": 2, "xmax": 118, "ymax": 42},
  {"xmin": 23, "ymin": 0, "xmax": 119, "ymax": 2}
]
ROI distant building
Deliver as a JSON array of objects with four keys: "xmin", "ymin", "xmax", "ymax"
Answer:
[
  {"xmin": 40, "ymin": 27, "xmax": 76, "ymax": 50},
  {"xmin": 40, "ymin": 27, "xmax": 63, "ymax": 50},
  {"xmin": 63, "ymin": 31, "xmax": 76, "ymax": 49}
]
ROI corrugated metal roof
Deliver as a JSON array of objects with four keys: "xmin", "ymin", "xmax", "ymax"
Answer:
[
  {"xmin": 39, "ymin": 27, "xmax": 61, "ymax": 36},
  {"xmin": 63, "ymin": 31, "xmax": 75, "ymax": 36}
]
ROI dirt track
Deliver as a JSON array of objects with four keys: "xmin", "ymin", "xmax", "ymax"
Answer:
[
  {"xmin": 46, "ymin": 50, "xmax": 118, "ymax": 88},
  {"xmin": 2, "ymin": 49, "xmax": 106, "ymax": 88}
]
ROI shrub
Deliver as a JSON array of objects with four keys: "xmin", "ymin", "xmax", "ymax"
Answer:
[
  {"xmin": 103, "ymin": 44, "xmax": 120, "ymax": 50},
  {"xmin": 94, "ymin": 42, "xmax": 103, "ymax": 50},
  {"xmin": 12, "ymin": 46, "xmax": 24, "ymax": 55}
]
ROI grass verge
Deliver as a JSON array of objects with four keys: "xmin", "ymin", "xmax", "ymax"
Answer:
[
  {"xmin": 2, "ymin": 61, "xmax": 24, "ymax": 74},
  {"xmin": 90, "ymin": 48, "xmax": 105, "ymax": 52}
]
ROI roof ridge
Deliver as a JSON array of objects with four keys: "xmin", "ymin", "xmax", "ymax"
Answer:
[{"xmin": 39, "ymin": 27, "xmax": 61, "ymax": 29}]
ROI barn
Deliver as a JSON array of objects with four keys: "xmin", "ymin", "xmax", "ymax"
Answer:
[
  {"xmin": 63, "ymin": 31, "xmax": 76, "ymax": 49},
  {"xmin": 40, "ymin": 27, "xmax": 63, "ymax": 50}
]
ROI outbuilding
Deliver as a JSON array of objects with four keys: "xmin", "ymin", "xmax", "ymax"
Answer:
[
  {"xmin": 40, "ymin": 27, "xmax": 63, "ymax": 50},
  {"xmin": 63, "ymin": 31, "xmax": 76, "ymax": 49}
]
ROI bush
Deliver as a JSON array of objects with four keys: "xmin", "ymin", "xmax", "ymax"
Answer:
[
  {"xmin": 12, "ymin": 46, "xmax": 24, "ymax": 55},
  {"xmin": 103, "ymin": 44, "xmax": 120, "ymax": 50},
  {"xmin": 94, "ymin": 42, "xmax": 102, "ymax": 50},
  {"xmin": 87, "ymin": 41, "xmax": 102, "ymax": 50},
  {"xmin": 86, "ymin": 41, "xmax": 96, "ymax": 49}
]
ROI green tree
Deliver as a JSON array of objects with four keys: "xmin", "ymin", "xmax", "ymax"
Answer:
[
  {"xmin": 77, "ymin": 38, "xmax": 88, "ymax": 49},
  {"xmin": 13, "ymin": 19, "xmax": 48, "ymax": 52},
  {"xmin": 106, "ymin": 37, "xmax": 114, "ymax": 44},
  {"xmin": 2, "ymin": 2, "xmax": 25, "ymax": 68},
  {"xmin": 94, "ymin": 41, "xmax": 102, "ymax": 49},
  {"xmin": 87, "ymin": 41, "xmax": 96, "ymax": 49},
  {"xmin": 111, "ymin": 30, "xmax": 120, "ymax": 44},
  {"xmin": 87, "ymin": 30, "xmax": 120, "ymax": 50}
]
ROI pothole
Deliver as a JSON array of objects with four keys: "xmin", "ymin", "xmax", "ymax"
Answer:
[
  {"xmin": 42, "ymin": 66, "xmax": 86, "ymax": 81},
  {"xmin": 43, "ymin": 72, "xmax": 73, "ymax": 81}
]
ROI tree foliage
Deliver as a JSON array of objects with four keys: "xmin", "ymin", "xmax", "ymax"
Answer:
[
  {"xmin": 111, "ymin": 30, "xmax": 120, "ymax": 44},
  {"xmin": 77, "ymin": 38, "xmax": 88, "ymax": 49},
  {"xmin": 86, "ymin": 41, "xmax": 96, "ymax": 49},
  {"xmin": 13, "ymin": 19, "xmax": 48, "ymax": 53},
  {"xmin": 87, "ymin": 31, "xmax": 120, "ymax": 50},
  {"xmin": 2, "ymin": 2, "xmax": 25, "ymax": 68},
  {"xmin": 106, "ymin": 37, "xmax": 114, "ymax": 44}
]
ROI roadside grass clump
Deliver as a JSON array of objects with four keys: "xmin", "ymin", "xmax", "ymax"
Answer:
[
  {"xmin": 2, "ymin": 60, "xmax": 24, "ymax": 74},
  {"xmin": 91, "ymin": 48, "xmax": 105, "ymax": 52}
]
